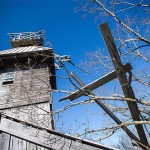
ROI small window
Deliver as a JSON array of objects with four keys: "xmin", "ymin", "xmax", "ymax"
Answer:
[{"xmin": 2, "ymin": 72, "xmax": 15, "ymax": 85}]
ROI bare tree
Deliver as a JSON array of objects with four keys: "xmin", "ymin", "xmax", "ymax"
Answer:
[
  {"xmin": 69, "ymin": 0, "xmax": 150, "ymax": 149},
  {"xmin": 46, "ymin": 0, "xmax": 150, "ymax": 149},
  {"xmin": 3, "ymin": 2, "xmax": 149, "ymax": 148}
]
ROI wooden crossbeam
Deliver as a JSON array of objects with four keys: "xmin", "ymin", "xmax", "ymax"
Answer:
[
  {"xmin": 60, "ymin": 63, "xmax": 132, "ymax": 101},
  {"xmin": 99, "ymin": 22, "xmax": 149, "ymax": 147}
]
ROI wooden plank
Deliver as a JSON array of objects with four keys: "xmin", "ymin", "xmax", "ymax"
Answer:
[
  {"xmin": 18, "ymin": 139, "xmax": 27, "ymax": 150},
  {"xmin": 0, "ymin": 115, "xmax": 116, "ymax": 150},
  {"xmin": 26, "ymin": 142, "xmax": 41, "ymax": 150},
  {"xmin": 0, "ymin": 126, "xmax": 54, "ymax": 149},
  {"xmin": 0, "ymin": 133, "xmax": 10, "ymax": 150},
  {"xmin": 99, "ymin": 22, "xmax": 148, "ymax": 147},
  {"xmin": 60, "ymin": 63, "xmax": 132, "ymax": 101},
  {"xmin": 0, "ymin": 94, "xmax": 50, "ymax": 110},
  {"xmin": 9, "ymin": 136, "xmax": 20, "ymax": 150}
]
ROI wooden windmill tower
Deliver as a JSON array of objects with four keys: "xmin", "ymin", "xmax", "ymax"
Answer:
[
  {"xmin": 0, "ymin": 31, "xmax": 56, "ymax": 149},
  {"xmin": 0, "ymin": 30, "xmax": 116, "ymax": 150}
]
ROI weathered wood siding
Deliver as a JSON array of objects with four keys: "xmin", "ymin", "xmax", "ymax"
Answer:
[
  {"xmin": 0, "ymin": 48, "xmax": 113, "ymax": 149},
  {"xmin": 0, "ymin": 67, "xmax": 50, "ymax": 109},
  {"xmin": 2, "ymin": 103, "xmax": 52, "ymax": 128},
  {"xmin": 0, "ymin": 65, "xmax": 54, "ymax": 149},
  {"xmin": 0, "ymin": 65, "xmax": 53, "ymax": 128}
]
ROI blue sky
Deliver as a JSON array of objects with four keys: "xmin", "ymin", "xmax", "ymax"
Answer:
[
  {"xmin": 0, "ymin": 0, "xmax": 130, "ymax": 147},
  {"xmin": 0, "ymin": 1, "xmax": 149, "ymax": 148},
  {"xmin": 0, "ymin": 0, "xmax": 109, "ymax": 103},
  {"xmin": 0, "ymin": 0, "xmax": 108, "ymax": 93},
  {"xmin": 0, "ymin": 0, "xmax": 104, "ymax": 60}
]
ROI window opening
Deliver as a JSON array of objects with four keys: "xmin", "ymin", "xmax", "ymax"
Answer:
[{"xmin": 2, "ymin": 72, "xmax": 15, "ymax": 85}]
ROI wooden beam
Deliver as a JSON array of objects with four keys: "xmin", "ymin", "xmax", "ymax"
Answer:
[
  {"xmin": 60, "ymin": 63, "xmax": 132, "ymax": 101},
  {"xmin": 0, "ymin": 125, "xmax": 54, "ymax": 150},
  {"xmin": 70, "ymin": 72, "xmax": 141, "ymax": 144},
  {"xmin": 99, "ymin": 22, "xmax": 149, "ymax": 147},
  {"xmin": 0, "ymin": 95, "xmax": 50, "ymax": 110},
  {"xmin": 0, "ymin": 114, "xmax": 116, "ymax": 150}
]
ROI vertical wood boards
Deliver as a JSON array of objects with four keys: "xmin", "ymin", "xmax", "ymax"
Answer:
[
  {"xmin": 0, "ymin": 133, "xmax": 50, "ymax": 150},
  {"xmin": 0, "ymin": 64, "xmax": 54, "ymax": 149},
  {"xmin": 99, "ymin": 22, "xmax": 148, "ymax": 147},
  {"xmin": 0, "ymin": 133, "xmax": 10, "ymax": 150}
]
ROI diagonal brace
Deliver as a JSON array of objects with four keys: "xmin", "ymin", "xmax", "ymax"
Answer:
[{"xmin": 60, "ymin": 63, "xmax": 132, "ymax": 101}]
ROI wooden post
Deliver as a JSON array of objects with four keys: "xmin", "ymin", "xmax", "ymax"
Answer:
[{"xmin": 99, "ymin": 22, "xmax": 148, "ymax": 147}]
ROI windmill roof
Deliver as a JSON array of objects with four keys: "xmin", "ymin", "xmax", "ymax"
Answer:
[{"xmin": 0, "ymin": 46, "xmax": 52, "ymax": 56}]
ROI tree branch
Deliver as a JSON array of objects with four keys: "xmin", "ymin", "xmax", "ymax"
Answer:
[{"xmin": 94, "ymin": 0, "xmax": 150, "ymax": 44}]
